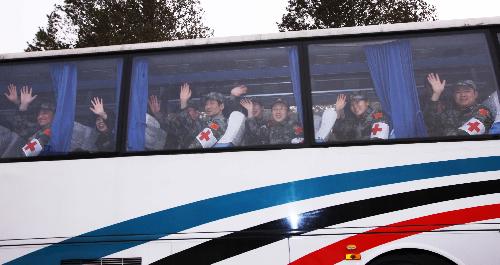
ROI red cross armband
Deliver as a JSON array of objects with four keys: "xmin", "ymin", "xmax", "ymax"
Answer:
[
  {"xmin": 195, "ymin": 128, "xmax": 218, "ymax": 148},
  {"xmin": 22, "ymin": 138, "xmax": 43, "ymax": 157},
  {"xmin": 291, "ymin": 137, "xmax": 304, "ymax": 144},
  {"xmin": 370, "ymin": 122, "xmax": 389, "ymax": 139},
  {"xmin": 459, "ymin": 118, "xmax": 485, "ymax": 135}
]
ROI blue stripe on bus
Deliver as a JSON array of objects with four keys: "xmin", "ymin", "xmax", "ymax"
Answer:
[{"xmin": 6, "ymin": 156, "xmax": 500, "ymax": 265}]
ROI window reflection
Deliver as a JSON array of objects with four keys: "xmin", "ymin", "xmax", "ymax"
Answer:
[
  {"xmin": 127, "ymin": 46, "xmax": 305, "ymax": 151},
  {"xmin": 309, "ymin": 33, "xmax": 500, "ymax": 142},
  {"xmin": 0, "ymin": 59, "xmax": 123, "ymax": 158}
]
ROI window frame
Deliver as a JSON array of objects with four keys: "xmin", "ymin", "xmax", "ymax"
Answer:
[
  {"xmin": 0, "ymin": 54, "xmax": 127, "ymax": 161},
  {"xmin": 303, "ymin": 28, "xmax": 500, "ymax": 147},
  {"xmin": 0, "ymin": 25, "xmax": 499, "ymax": 164},
  {"xmin": 124, "ymin": 43, "xmax": 310, "ymax": 152}
]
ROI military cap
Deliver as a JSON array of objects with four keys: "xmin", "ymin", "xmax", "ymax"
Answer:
[
  {"xmin": 249, "ymin": 97, "xmax": 263, "ymax": 106},
  {"xmin": 185, "ymin": 101, "xmax": 199, "ymax": 110},
  {"xmin": 455, "ymin": 80, "xmax": 478, "ymax": 91},
  {"xmin": 39, "ymin": 102, "xmax": 56, "ymax": 112},
  {"xmin": 204, "ymin": 92, "xmax": 225, "ymax": 104},
  {"xmin": 271, "ymin": 98, "xmax": 289, "ymax": 109},
  {"xmin": 350, "ymin": 91, "xmax": 368, "ymax": 101}
]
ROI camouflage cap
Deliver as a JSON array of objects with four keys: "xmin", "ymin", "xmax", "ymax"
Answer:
[
  {"xmin": 455, "ymin": 80, "xmax": 477, "ymax": 91},
  {"xmin": 271, "ymin": 98, "xmax": 289, "ymax": 109},
  {"xmin": 204, "ymin": 92, "xmax": 225, "ymax": 104},
  {"xmin": 249, "ymin": 97, "xmax": 263, "ymax": 106},
  {"xmin": 350, "ymin": 91, "xmax": 368, "ymax": 101},
  {"xmin": 185, "ymin": 100, "xmax": 199, "ymax": 110},
  {"xmin": 39, "ymin": 102, "xmax": 56, "ymax": 112}
]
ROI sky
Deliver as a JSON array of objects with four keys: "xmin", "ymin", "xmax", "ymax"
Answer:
[{"xmin": 0, "ymin": 0, "xmax": 499, "ymax": 54}]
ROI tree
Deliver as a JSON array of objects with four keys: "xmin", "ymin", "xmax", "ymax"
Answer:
[
  {"xmin": 26, "ymin": 0, "xmax": 213, "ymax": 52},
  {"xmin": 278, "ymin": 0, "xmax": 437, "ymax": 32}
]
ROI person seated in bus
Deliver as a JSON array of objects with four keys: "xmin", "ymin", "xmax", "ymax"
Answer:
[
  {"xmin": 224, "ymin": 85, "xmax": 248, "ymax": 116},
  {"xmin": 187, "ymin": 89, "xmax": 229, "ymax": 148},
  {"xmin": 239, "ymin": 98, "xmax": 268, "ymax": 146},
  {"xmin": 4, "ymin": 84, "xmax": 54, "ymax": 156},
  {"xmin": 149, "ymin": 83, "xmax": 249, "ymax": 149},
  {"xmin": 242, "ymin": 98, "xmax": 303, "ymax": 145},
  {"xmin": 331, "ymin": 92, "xmax": 390, "ymax": 141},
  {"xmin": 89, "ymin": 97, "xmax": 116, "ymax": 152},
  {"xmin": 148, "ymin": 90, "xmax": 201, "ymax": 150},
  {"xmin": 425, "ymin": 73, "xmax": 493, "ymax": 136}
]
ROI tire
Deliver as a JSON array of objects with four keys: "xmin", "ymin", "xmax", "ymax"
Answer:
[{"xmin": 367, "ymin": 249, "xmax": 456, "ymax": 265}]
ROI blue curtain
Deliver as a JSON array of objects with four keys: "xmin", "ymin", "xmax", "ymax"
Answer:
[
  {"xmin": 364, "ymin": 40, "xmax": 427, "ymax": 138},
  {"xmin": 127, "ymin": 59, "xmax": 149, "ymax": 151},
  {"xmin": 49, "ymin": 63, "xmax": 77, "ymax": 153},
  {"xmin": 114, "ymin": 59, "xmax": 124, "ymax": 134},
  {"xmin": 288, "ymin": 47, "xmax": 303, "ymax": 124}
]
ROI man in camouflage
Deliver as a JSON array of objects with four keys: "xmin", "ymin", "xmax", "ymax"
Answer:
[
  {"xmin": 187, "ymin": 88, "xmax": 228, "ymax": 149},
  {"xmin": 149, "ymin": 86, "xmax": 202, "ymax": 149},
  {"xmin": 332, "ymin": 92, "xmax": 390, "ymax": 141},
  {"xmin": 3, "ymin": 84, "xmax": 54, "ymax": 156},
  {"xmin": 149, "ymin": 84, "xmax": 251, "ymax": 149},
  {"xmin": 244, "ymin": 98, "xmax": 303, "ymax": 145},
  {"xmin": 425, "ymin": 73, "xmax": 493, "ymax": 136},
  {"xmin": 239, "ymin": 98, "xmax": 268, "ymax": 146}
]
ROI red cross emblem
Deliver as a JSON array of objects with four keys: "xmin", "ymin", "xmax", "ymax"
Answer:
[
  {"xmin": 467, "ymin": 121, "xmax": 481, "ymax": 133},
  {"xmin": 478, "ymin": 108, "xmax": 489, "ymax": 117},
  {"xmin": 24, "ymin": 141, "xmax": 38, "ymax": 152},
  {"xmin": 371, "ymin": 123, "xmax": 383, "ymax": 135},
  {"xmin": 198, "ymin": 130, "xmax": 211, "ymax": 141}
]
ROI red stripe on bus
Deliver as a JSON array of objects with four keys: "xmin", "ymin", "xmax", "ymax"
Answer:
[{"xmin": 290, "ymin": 203, "xmax": 500, "ymax": 265}]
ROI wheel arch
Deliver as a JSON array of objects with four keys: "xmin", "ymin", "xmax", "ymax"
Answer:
[{"xmin": 364, "ymin": 246, "xmax": 462, "ymax": 265}]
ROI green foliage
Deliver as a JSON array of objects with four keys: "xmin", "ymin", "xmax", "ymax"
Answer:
[
  {"xmin": 278, "ymin": 0, "xmax": 437, "ymax": 32},
  {"xmin": 26, "ymin": 0, "xmax": 212, "ymax": 52}
]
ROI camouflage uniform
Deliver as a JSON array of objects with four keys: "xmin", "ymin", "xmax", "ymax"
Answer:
[
  {"xmin": 424, "ymin": 101, "xmax": 493, "ymax": 136},
  {"xmin": 187, "ymin": 113, "xmax": 227, "ymax": 149},
  {"xmin": 247, "ymin": 117, "xmax": 303, "ymax": 145},
  {"xmin": 95, "ymin": 131, "xmax": 115, "ymax": 152},
  {"xmin": 25, "ymin": 126, "xmax": 52, "ymax": 153},
  {"xmin": 154, "ymin": 92, "xmax": 229, "ymax": 149},
  {"xmin": 4, "ymin": 103, "xmax": 54, "ymax": 156},
  {"xmin": 267, "ymin": 118, "xmax": 304, "ymax": 145},
  {"xmin": 9, "ymin": 109, "xmax": 38, "ymax": 140},
  {"xmin": 244, "ymin": 116, "xmax": 269, "ymax": 146},
  {"xmin": 94, "ymin": 110, "xmax": 116, "ymax": 152},
  {"xmin": 333, "ymin": 106, "xmax": 389, "ymax": 141},
  {"xmin": 153, "ymin": 107, "xmax": 203, "ymax": 149}
]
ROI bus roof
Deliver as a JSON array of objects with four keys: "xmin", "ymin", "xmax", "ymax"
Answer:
[{"xmin": 2, "ymin": 16, "xmax": 500, "ymax": 61}]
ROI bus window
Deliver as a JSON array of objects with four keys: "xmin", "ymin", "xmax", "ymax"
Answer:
[
  {"xmin": 309, "ymin": 33, "xmax": 500, "ymax": 143},
  {"xmin": 0, "ymin": 58, "xmax": 123, "ymax": 158},
  {"xmin": 487, "ymin": 33, "xmax": 500, "ymax": 135},
  {"xmin": 126, "ymin": 46, "xmax": 305, "ymax": 152}
]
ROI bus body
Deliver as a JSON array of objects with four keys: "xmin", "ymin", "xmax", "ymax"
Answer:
[{"xmin": 1, "ymin": 17, "xmax": 500, "ymax": 265}]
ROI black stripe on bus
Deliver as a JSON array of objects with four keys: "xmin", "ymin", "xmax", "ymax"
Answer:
[{"xmin": 151, "ymin": 179, "xmax": 500, "ymax": 265}]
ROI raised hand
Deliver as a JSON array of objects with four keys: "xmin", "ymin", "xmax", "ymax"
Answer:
[
  {"xmin": 179, "ymin": 83, "xmax": 191, "ymax": 109},
  {"xmin": 90, "ymin": 97, "xmax": 106, "ymax": 117},
  {"xmin": 148, "ymin": 95, "xmax": 161, "ymax": 115},
  {"xmin": 240, "ymin": 98, "xmax": 254, "ymax": 118},
  {"xmin": 427, "ymin": 73, "xmax": 446, "ymax": 101},
  {"xmin": 231, "ymin": 85, "xmax": 248, "ymax": 97},
  {"xmin": 335, "ymin": 94, "xmax": 347, "ymax": 112},
  {"xmin": 90, "ymin": 97, "xmax": 107, "ymax": 119},
  {"xmin": 4, "ymin": 84, "xmax": 19, "ymax": 105},
  {"xmin": 19, "ymin": 86, "xmax": 38, "ymax": 111}
]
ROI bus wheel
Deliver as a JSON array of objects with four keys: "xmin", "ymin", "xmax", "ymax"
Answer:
[{"xmin": 367, "ymin": 249, "xmax": 456, "ymax": 265}]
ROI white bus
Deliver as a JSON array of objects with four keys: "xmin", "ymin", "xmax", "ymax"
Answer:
[{"xmin": 1, "ymin": 17, "xmax": 500, "ymax": 265}]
